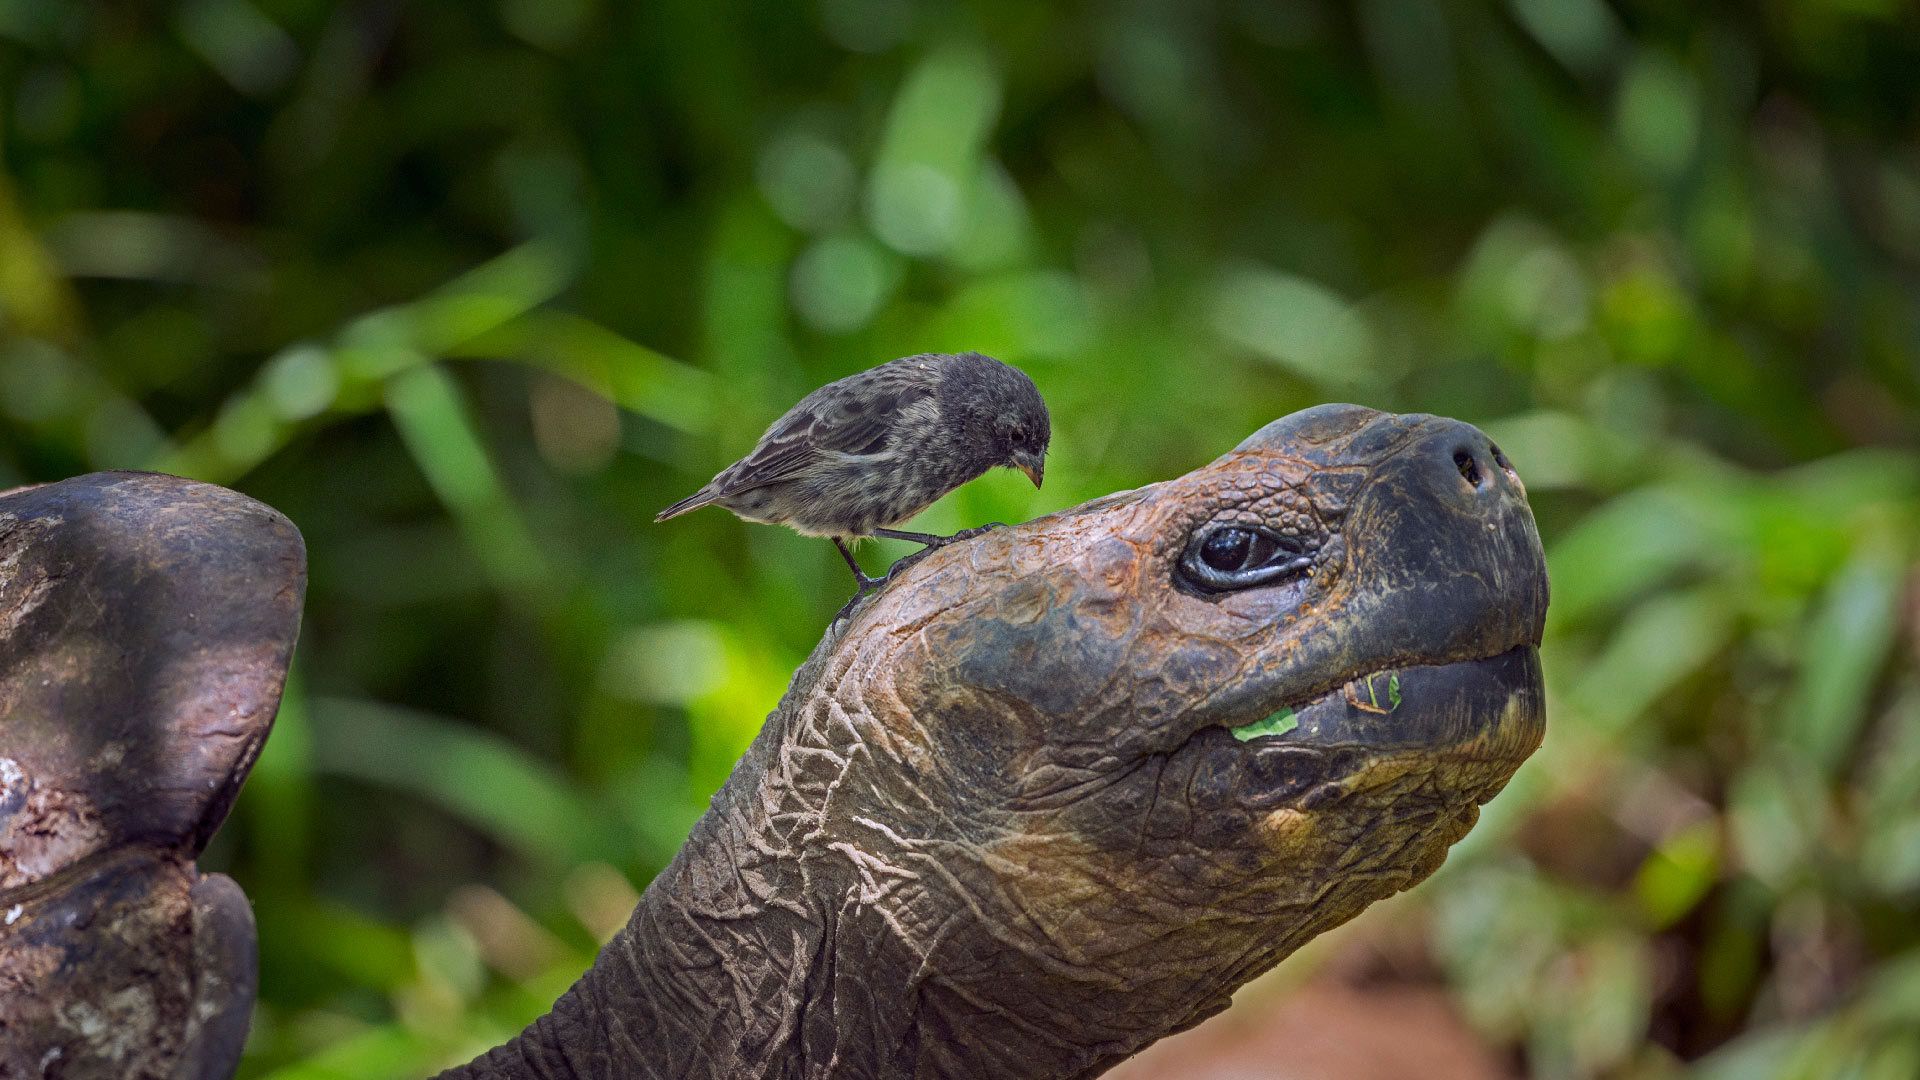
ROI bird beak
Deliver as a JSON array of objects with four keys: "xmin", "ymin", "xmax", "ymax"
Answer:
[{"xmin": 1014, "ymin": 453, "xmax": 1044, "ymax": 489}]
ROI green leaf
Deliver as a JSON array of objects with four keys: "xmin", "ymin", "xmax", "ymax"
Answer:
[
  {"xmin": 310, "ymin": 697, "xmax": 618, "ymax": 868},
  {"xmin": 1780, "ymin": 526, "xmax": 1906, "ymax": 776},
  {"xmin": 1569, "ymin": 587, "xmax": 1733, "ymax": 735},
  {"xmin": 1544, "ymin": 487, "xmax": 1717, "ymax": 629},
  {"xmin": 1388, "ymin": 672, "xmax": 1402, "ymax": 711},
  {"xmin": 254, "ymin": 1023, "xmax": 441, "ymax": 1080},
  {"xmin": 385, "ymin": 363, "xmax": 549, "ymax": 598},
  {"xmin": 1230, "ymin": 707, "xmax": 1298, "ymax": 742},
  {"xmin": 1633, "ymin": 820, "xmax": 1719, "ymax": 929}
]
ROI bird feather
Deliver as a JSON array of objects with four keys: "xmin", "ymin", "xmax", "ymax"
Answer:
[{"xmin": 712, "ymin": 376, "xmax": 933, "ymax": 496}]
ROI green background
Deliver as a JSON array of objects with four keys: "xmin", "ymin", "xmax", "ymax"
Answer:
[{"xmin": 2, "ymin": 0, "xmax": 1918, "ymax": 1076}]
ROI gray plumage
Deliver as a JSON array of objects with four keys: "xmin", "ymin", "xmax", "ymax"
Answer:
[{"xmin": 657, "ymin": 352, "xmax": 1050, "ymax": 592}]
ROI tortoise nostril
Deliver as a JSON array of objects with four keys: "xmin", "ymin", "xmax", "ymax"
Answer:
[
  {"xmin": 1452, "ymin": 449, "xmax": 1484, "ymax": 488},
  {"xmin": 1489, "ymin": 444, "xmax": 1516, "ymax": 477}
]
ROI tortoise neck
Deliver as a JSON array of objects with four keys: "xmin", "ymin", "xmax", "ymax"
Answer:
[{"xmin": 437, "ymin": 639, "xmax": 881, "ymax": 1080}]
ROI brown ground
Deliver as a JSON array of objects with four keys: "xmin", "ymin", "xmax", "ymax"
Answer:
[
  {"xmin": 1108, "ymin": 914, "xmax": 1513, "ymax": 1080},
  {"xmin": 1109, "ymin": 981, "xmax": 1511, "ymax": 1080}
]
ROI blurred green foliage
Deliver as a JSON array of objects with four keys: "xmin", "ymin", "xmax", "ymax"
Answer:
[{"xmin": 2, "ymin": 0, "xmax": 1918, "ymax": 1076}]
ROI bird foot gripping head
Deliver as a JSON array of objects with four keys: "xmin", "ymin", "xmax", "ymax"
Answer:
[{"xmin": 832, "ymin": 522, "xmax": 1012, "ymax": 622}]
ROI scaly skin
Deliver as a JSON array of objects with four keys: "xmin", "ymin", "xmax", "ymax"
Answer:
[{"xmin": 448, "ymin": 404, "xmax": 1549, "ymax": 1080}]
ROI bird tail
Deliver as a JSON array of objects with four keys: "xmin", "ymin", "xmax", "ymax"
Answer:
[{"xmin": 654, "ymin": 487, "xmax": 717, "ymax": 523}]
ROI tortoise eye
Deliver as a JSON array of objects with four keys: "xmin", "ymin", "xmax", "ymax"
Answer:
[
  {"xmin": 1201, "ymin": 529, "xmax": 1258, "ymax": 571},
  {"xmin": 1180, "ymin": 524, "xmax": 1315, "ymax": 592}
]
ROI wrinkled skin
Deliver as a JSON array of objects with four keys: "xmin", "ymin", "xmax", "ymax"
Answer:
[
  {"xmin": 0, "ymin": 406, "xmax": 1546, "ymax": 1080},
  {"xmin": 452, "ymin": 404, "xmax": 1548, "ymax": 1080}
]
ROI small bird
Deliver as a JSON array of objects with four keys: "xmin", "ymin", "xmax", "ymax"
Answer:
[{"xmin": 656, "ymin": 351, "xmax": 1050, "ymax": 602}]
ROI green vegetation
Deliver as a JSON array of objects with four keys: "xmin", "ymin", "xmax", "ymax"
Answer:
[
  {"xmin": 2, "ymin": 1, "xmax": 1917, "ymax": 1076},
  {"xmin": 1232, "ymin": 706, "xmax": 1300, "ymax": 742}
]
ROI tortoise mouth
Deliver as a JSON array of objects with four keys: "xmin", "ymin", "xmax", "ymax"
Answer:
[{"xmin": 1219, "ymin": 647, "xmax": 1544, "ymax": 811}]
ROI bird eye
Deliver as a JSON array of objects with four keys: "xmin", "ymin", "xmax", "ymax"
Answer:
[{"xmin": 1179, "ymin": 524, "xmax": 1315, "ymax": 592}]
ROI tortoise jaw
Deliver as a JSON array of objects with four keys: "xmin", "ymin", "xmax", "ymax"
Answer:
[
  {"xmin": 1224, "ymin": 647, "xmax": 1543, "ymax": 751},
  {"xmin": 1222, "ymin": 646, "xmax": 1545, "ymax": 809}
]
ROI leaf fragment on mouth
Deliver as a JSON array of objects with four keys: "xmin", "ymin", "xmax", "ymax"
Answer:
[{"xmin": 1230, "ymin": 707, "xmax": 1298, "ymax": 742}]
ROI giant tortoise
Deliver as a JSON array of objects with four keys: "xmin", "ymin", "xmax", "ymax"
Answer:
[{"xmin": 0, "ymin": 403, "xmax": 1547, "ymax": 1079}]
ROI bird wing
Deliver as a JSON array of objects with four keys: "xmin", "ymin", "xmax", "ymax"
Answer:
[{"xmin": 712, "ymin": 368, "xmax": 934, "ymax": 496}]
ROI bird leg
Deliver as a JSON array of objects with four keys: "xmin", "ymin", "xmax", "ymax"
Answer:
[
  {"xmin": 834, "ymin": 538, "xmax": 888, "ymax": 594},
  {"xmin": 872, "ymin": 523, "xmax": 1007, "ymax": 549},
  {"xmin": 831, "ymin": 540, "xmax": 886, "ymax": 624}
]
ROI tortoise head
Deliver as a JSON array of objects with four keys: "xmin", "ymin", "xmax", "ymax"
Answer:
[{"xmin": 789, "ymin": 403, "xmax": 1548, "ymax": 1067}]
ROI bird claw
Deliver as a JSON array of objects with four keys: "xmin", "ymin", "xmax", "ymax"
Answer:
[
  {"xmin": 833, "ymin": 572, "xmax": 887, "ymax": 624},
  {"xmin": 832, "ymin": 593, "xmax": 866, "ymax": 624},
  {"xmin": 946, "ymin": 522, "xmax": 1006, "ymax": 543},
  {"xmin": 884, "ymin": 549, "xmax": 930, "ymax": 580},
  {"xmin": 833, "ymin": 523, "xmax": 1008, "ymax": 622},
  {"xmin": 913, "ymin": 522, "xmax": 1008, "ymax": 549}
]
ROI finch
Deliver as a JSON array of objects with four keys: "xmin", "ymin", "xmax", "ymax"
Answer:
[{"xmin": 656, "ymin": 351, "xmax": 1051, "ymax": 601}]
